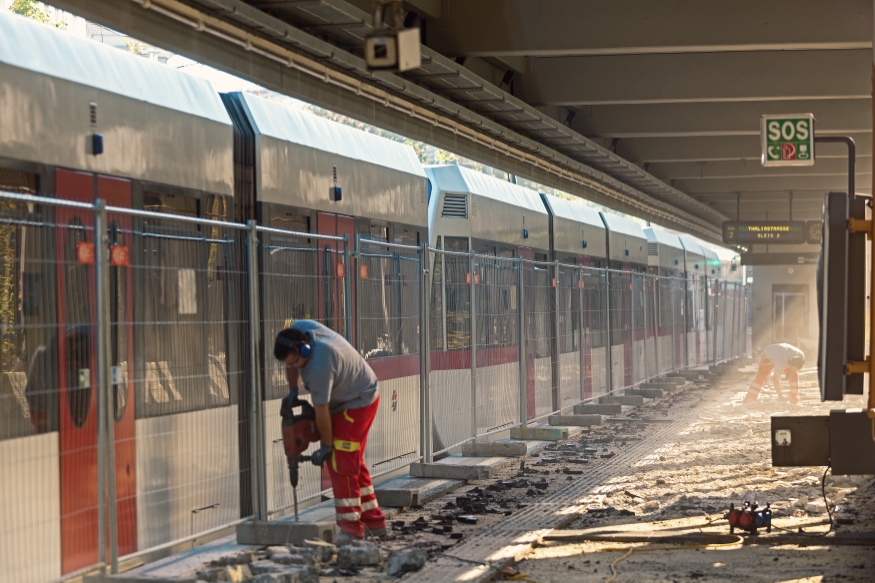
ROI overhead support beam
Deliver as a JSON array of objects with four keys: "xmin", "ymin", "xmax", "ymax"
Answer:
[
  {"xmin": 47, "ymin": 0, "xmax": 725, "ymax": 242},
  {"xmin": 647, "ymin": 158, "xmax": 872, "ymax": 181},
  {"xmin": 522, "ymin": 50, "xmax": 871, "ymax": 105},
  {"xmin": 571, "ymin": 99, "xmax": 872, "ymax": 139},
  {"xmin": 427, "ymin": 0, "xmax": 872, "ymax": 57},
  {"xmin": 677, "ymin": 175, "xmax": 870, "ymax": 194},
  {"xmin": 615, "ymin": 135, "xmax": 873, "ymax": 164}
]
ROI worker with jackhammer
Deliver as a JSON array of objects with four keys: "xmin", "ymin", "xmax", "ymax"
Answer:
[
  {"xmin": 743, "ymin": 343, "xmax": 805, "ymax": 404},
  {"xmin": 274, "ymin": 321, "xmax": 387, "ymax": 544}
]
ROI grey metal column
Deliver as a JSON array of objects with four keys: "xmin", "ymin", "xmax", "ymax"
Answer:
[
  {"xmin": 246, "ymin": 221, "xmax": 267, "ymax": 521},
  {"xmin": 94, "ymin": 199, "xmax": 116, "ymax": 573},
  {"xmin": 518, "ymin": 258, "xmax": 527, "ymax": 426},
  {"xmin": 419, "ymin": 242, "xmax": 432, "ymax": 463},
  {"xmin": 343, "ymin": 234, "xmax": 352, "ymax": 343},
  {"xmin": 651, "ymin": 275, "xmax": 660, "ymax": 379},
  {"xmin": 469, "ymin": 251, "xmax": 477, "ymax": 440}
]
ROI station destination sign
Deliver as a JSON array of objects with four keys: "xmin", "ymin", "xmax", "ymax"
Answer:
[
  {"xmin": 722, "ymin": 220, "xmax": 807, "ymax": 245},
  {"xmin": 760, "ymin": 114, "xmax": 815, "ymax": 166}
]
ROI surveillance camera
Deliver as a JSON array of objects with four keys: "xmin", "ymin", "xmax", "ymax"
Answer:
[{"xmin": 365, "ymin": 27, "xmax": 421, "ymax": 72}]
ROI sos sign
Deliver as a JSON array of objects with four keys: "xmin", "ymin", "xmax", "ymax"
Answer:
[{"xmin": 760, "ymin": 114, "xmax": 815, "ymax": 167}]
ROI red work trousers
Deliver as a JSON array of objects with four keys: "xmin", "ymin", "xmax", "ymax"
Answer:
[
  {"xmin": 328, "ymin": 395, "xmax": 386, "ymax": 537},
  {"xmin": 745, "ymin": 356, "xmax": 799, "ymax": 403}
]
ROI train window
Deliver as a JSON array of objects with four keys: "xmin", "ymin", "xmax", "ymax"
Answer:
[
  {"xmin": 137, "ymin": 191, "xmax": 232, "ymax": 418},
  {"xmin": 269, "ymin": 209, "xmax": 310, "ymax": 235},
  {"xmin": 0, "ymin": 168, "xmax": 38, "ymax": 194},
  {"xmin": 443, "ymin": 237, "xmax": 468, "ymax": 252},
  {"xmin": 0, "ymin": 201, "xmax": 52, "ymax": 440},
  {"xmin": 368, "ymin": 225, "xmax": 388, "ymax": 242},
  {"xmin": 393, "ymin": 228, "xmax": 419, "ymax": 247},
  {"xmin": 430, "ymin": 236, "xmax": 445, "ymax": 351},
  {"xmin": 64, "ymin": 216, "xmax": 92, "ymax": 428}
]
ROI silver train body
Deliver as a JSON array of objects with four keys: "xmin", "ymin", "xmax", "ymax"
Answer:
[{"xmin": 0, "ymin": 14, "xmax": 741, "ymax": 581}]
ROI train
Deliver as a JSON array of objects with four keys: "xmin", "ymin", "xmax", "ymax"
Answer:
[{"xmin": 0, "ymin": 13, "xmax": 743, "ymax": 582}]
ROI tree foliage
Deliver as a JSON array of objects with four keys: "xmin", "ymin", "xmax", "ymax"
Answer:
[{"xmin": 8, "ymin": 0, "xmax": 67, "ymax": 29}]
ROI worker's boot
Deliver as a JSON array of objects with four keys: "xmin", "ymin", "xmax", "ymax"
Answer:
[
  {"xmin": 742, "ymin": 385, "xmax": 760, "ymax": 403},
  {"xmin": 789, "ymin": 391, "xmax": 800, "ymax": 405}
]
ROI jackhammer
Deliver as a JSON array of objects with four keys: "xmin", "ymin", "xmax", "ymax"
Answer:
[{"xmin": 280, "ymin": 395, "xmax": 321, "ymax": 521}]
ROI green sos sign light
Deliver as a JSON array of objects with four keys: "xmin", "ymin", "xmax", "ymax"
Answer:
[{"xmin": 760, "ymin": 114, "xmax": 815, "ymax": 167}]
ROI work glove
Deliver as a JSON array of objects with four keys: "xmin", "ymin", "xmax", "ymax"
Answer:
[{"xmin": 310, "ymin": 444, "xmax": 333, "ymax": 467}]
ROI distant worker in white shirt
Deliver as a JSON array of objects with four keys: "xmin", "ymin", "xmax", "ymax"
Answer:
[{"xmin": 743, "ymin": 343, "xmax": 805, "ymax": 404}]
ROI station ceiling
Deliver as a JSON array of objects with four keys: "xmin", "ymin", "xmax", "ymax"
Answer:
[{"xmin": 50, "ymin": 0, "xmax": 873, "ymax": 240}]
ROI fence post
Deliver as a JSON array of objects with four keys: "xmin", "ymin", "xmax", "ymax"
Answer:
[
  {"xmin": 604, "ymin": 268, "xmax": 613, "ymax": 394},
  {"xmin": 469, "ymin": 250, "xmax": 477, "ymax": 440},
  {"xmin": 630, "ymin": 273, "xmax": 636, "ymax": 385},
  {"xmin": 419, "ymin": 242, "xmax": 432, "ymax": 463},
  {"xmin": 518, "ymin": 259, "xmax": 527, "ymax": 426},
  {"xmin": 343, "ymin": 234, "xmax": 352, "ymax": 344},
  {"xmin": 246, "ymin": 221, "xmax": 267, "ymax": 521},
  {"xmin": 651, "ymin": 275, "xmax": 659, "ymax": 378},
  {"xmin": 354, "ymin": 235, "xmax": 362, "ymax": 352},
  {"xmin": 94, "ymin": 199, "xmax": 117, "ymax": 573},
  {"xmin": 579, "ymin": 267, "xmax": 585, "ymax": 401},
  {"xmin": 553, "ymin": 260, "xmax": 561, "ymax": 412}
]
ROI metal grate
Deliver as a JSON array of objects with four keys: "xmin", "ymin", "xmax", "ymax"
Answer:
[
  {"xmin": 441, "ymin": 194, "xmax": 468, "ymax": 218},
  {"xmin": 647, "ymin": 242, "xmax": 658, "ymax": 256}
]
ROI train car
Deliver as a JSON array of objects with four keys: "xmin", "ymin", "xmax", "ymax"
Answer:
[
  {"xmin": 426, "ymin": 165, "xmax": 551, "ymax": 450},
  {"xmin": 0, "ymin": 13, "xmax": 237, "ymax": 580},
  {"xmin": 679, "ymin": 236, "xmax": 707, "ymax": 366},
  {"xmin": 699, "ymin": 243, "xmax": 722, "ymax": 361},
  {"xmin": 221, "ymin": 92, "xmax": 428, "ymax": 511},
  {"xmin": 539, "ymin": 194, "xmax": 609, "ymax": 402},
  {"xmin": 598, "ymin": 213, "xmax": 649, "ymax": 390},
  {"xmin": 644, "ymin": 226, "xmax": 686, "ymax": 374}
]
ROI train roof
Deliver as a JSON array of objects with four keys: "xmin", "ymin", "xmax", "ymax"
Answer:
[
  {"xmin": 699, "ymin": 242, "xmax": 723, "ymax": 277},
  {"xmin": 427, "ymin": 165, "xmax": 547, "ymax": 214},
  {"xmin": 226, "ymin": 92, "xmax": 427, "ymax": 227},
  {"xmin": 0, "ymin": 14, "xmax": 230, "ymax": 125},
  {"xmin": 540, "ymin": 194, "xmax": 607, "ymax": 259},
  {"xmin": 678, "ymin": 235, "xmax": 706, "ymax": 275},
  {"xmin": 599, "ymin": 212, "xmax": 648, "ymax": 265},
  {"xmin": 0, "ymin": 13, "xmax": 233, "ymax": 195},
  {"xmin": 644, "ymin": 226, "xmax": 685, "ymax": 271},
  {"xmin": 426, "ymin": 165, "xmax": 550, "ymax": 251},
  {"xmin": 234, "ymin": 92, "xmax": 424, "ymax": 177}
]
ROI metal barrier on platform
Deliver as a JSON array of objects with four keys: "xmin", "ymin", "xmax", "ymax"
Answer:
[{"xmin": 0, "ymin": 190, "xmax": 752, "ymax": 580}]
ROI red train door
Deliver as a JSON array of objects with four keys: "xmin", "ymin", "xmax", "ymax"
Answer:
[
  {"xmin": 55, "ymin": 169, "xmax": 99, "ymax": 574},
  {"xmin": 99, "ymin": 176, "xmax": 137, "ymax": 558},
  {"xmin": 517, "ymin": 247, "xmax": 535, "ymax": 420},
  {"xmin": 55, "ymin": 170, "xmax": 137, "ymax": 574},
  {"xmin": 315, "ymin": 212, "xmax": 353, "ymax": 491}
]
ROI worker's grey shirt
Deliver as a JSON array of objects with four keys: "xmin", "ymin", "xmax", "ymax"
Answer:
[{"xmin": 291, "ymin": 320, "xmax": 378, "ymax": 414}]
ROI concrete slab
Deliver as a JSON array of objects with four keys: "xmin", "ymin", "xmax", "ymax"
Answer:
[
  {"xmin": 375, "ymin": 488, "xmax": 416, "ymax": 508},
  {"xmin": 626, "ymin": 388, "xmax": 664, "ymax": 398},
  {"xmin": 639, "ymin": 383, "xmax": 675, "ymax": 391},
  {"xmin": 85, "ymin": 576, "xmax": 201, "ymax": 583},
  {"xmin": 573, "ymin": 403, "xmax": 622, "ymax": 415},
  {"xmin": 548, "ymin": 414, "xmax": 602, "ymax": 427},
  {"xmin": 409, "ymin": 462, "xmax": 491, "ymax": 480},
  {"xmin": 374, "ymin": 476, "xmax": 461, "ymax": 507},
  {"xmin": 599, "ymin": 395, "xmax": 645, "ymax": 406},
  {"xmin": 236, "ymin": 520, "xmax": 336, "ymax": 546},
  {"xmin": 510, "ymin": 426, "xmax": 568, "ymax": 441},
  {"xmin": 461, "ymin": 441, "xmax": 528, "ymax": 457}
]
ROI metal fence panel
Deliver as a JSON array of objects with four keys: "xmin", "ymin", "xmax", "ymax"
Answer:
[
  {"xmin": 356, "ymin": 239, "xmax": 421, "ymax": 478},
  {"xmin": 581, "ymin": 267, "xmax": 609, "ymax": 399},
  {"xmin": 472, "ymin": 254, "xmax": 521, "ymax": 435},
  {"xmin": 428, "ymin": 248, "xmax": 473, "ymax": 454}
]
